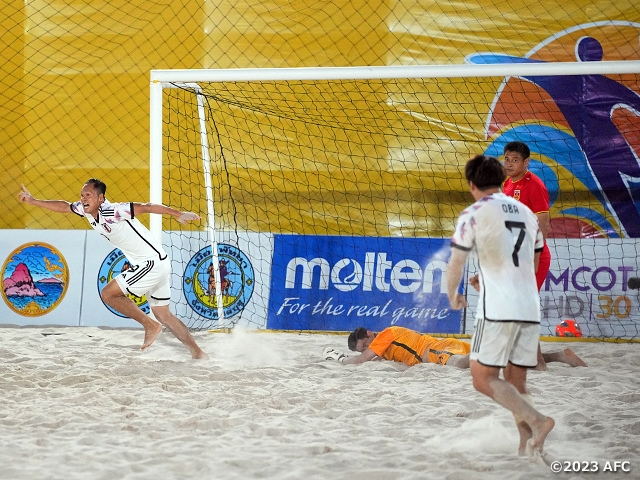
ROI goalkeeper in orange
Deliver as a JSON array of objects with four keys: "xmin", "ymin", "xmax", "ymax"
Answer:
[
  {"xmin": 324, "ymin": 325, "xmax": 586, "ymax": 369},
  {"xmin": 324, "ymin": 326, "xmax": 471, "ymax": 368}
]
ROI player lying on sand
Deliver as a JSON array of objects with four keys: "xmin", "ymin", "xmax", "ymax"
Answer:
[
  {"xmin": 324, "ymin": 326, "xmax": 471, "ymax": 368},
  {"xmin": 323, "ymin": 326, "xmax": 587, "ymax": 369},
  {"xmin": 18, "ymin": 180, "xmax": 208, "ymax": 360}
]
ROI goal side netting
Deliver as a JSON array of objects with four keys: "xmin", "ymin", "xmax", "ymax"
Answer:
[{"xmin": 150, "ymin": 61, "xmax": 640, "ymax": 340}]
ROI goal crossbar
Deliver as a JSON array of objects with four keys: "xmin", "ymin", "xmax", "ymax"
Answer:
[{"xmin": 150, "ymin": 61, "xmax": 640, "ymax": 83}]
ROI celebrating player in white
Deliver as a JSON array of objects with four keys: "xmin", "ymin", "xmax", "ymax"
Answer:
[
  {"xmin": 446, "ymin": 155, "xmax": 554, "ymax": 456},
  {"xmin": 18, "ymin": 179, "xmax": 208, "ymax": 360}
]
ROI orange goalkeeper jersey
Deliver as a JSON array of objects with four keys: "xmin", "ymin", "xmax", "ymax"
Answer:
[{"xmin": 367, "ymin": 326, "xmax": 470, "ymax": 366}]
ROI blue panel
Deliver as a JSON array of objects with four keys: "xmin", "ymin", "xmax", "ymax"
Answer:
[{"xmin": 267, "ymin": 235, "xmax": 462, "ymax": 333}]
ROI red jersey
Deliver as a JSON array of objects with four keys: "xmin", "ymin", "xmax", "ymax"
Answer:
[
  {"xmin": 503, "ymin": 170, "xmax": 551, "ymax": 290},
  {"xmin": 503, "ymin": 171, "xmax": 549, "ymax": 216}
]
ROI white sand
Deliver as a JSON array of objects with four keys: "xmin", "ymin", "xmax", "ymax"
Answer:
[{"xmin": 0, "ymin": 326, "xmax": 638, "ymax": 480}]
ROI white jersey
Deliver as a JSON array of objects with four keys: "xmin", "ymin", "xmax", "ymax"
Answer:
[
  {"xmin": 451, "ymin": 192, "xmax": 544, "ymax": 323},
  {"xmin": 71, "ymin": 199, "xmax": 168, "ymax": 264}
]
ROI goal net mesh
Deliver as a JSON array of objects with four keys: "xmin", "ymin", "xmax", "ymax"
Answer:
[{"xmin": 159, "ymin": 69, "xmax": 640, "ymax": 338}]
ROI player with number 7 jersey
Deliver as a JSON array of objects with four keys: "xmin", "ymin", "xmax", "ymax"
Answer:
[{"xmin": 451, "ymin": 192, "xmax": 544, "ymax": 323}]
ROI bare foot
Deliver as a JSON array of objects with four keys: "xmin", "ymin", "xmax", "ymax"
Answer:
[
  {"xmin": 534, "ymin": 361, "xmax": 548, "ymax": 371},
  {"xmin": 563, "ymin": 348, "xmax": 587, "ymax": 367},
  {"xmin": 516, "ymin": 421, "xmax": 532, "ymax": 456},
  {"xmin": 526, "ymin": 416, "xmax": 555, "ymax": 455},
  {"xmin": 141, "ymin": 322, "xmax": 163, "ymax": 350},
  {"xmin": 191, "ymin": 349, "xmax": 209, "ymax": 360}
]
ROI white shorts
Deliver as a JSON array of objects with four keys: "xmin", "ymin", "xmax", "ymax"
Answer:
[
  {"xmin": 114, "ymin": 258, "xmax": 171, "ymax": 307},
  {"xmin": 469, "ymin": 318, "xmax": 540, "ymax": 368}
]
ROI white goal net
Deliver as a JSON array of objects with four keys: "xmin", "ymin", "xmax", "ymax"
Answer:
[{"xmin": 150, "ymin": 61, "xmax": 640, "ymax": 339}]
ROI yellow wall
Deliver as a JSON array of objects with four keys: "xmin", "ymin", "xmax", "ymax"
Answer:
[{"xmin": 2, "ymin": 0, "xmax": 639, "ymax": 234}]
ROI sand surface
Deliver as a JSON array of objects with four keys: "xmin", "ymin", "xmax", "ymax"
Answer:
[{"xmin": 0, "ymin": 326, "xmax": 638, "ymax": 479}]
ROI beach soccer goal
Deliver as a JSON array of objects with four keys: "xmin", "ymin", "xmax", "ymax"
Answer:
[{"xmin": 150, "ymin": 60, "xmax": 640, "ymax": 339}]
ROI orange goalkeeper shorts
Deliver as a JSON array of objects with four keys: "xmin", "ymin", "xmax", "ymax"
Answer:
[{"xmin": 422, "ymin": 338, "xmax": 471, "ymax": 365}]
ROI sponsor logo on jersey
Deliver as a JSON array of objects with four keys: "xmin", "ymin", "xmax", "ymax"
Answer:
[
  {"xmin": 97, "ymin": 249, "xmax": 149, "ymax": 316},
  {"xmin": 183, "ymin": 244, "xmax": 255, "ymax": 321},
  {"xmin": 1, "ymin": 242, "xmax": 69, "ymax": 317}
]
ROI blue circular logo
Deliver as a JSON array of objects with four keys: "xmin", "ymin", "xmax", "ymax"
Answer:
[
  {"xmin": 97, "ymin": 249, "xmax": 149, "ymax": 317},
  {"xmin": 2, "ymin": 242, "xmax": 69, "ymax": 317},
  {"xmin": 183, "ymin": 244, "xmax": 254, "ymax": 320}
]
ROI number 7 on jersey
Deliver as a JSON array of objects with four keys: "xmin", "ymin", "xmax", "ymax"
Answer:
[{"xmin": 504, "ymin": 221, "xmax": 526, "ymax": 267}]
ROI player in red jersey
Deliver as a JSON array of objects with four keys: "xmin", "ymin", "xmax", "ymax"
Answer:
[
  {"xmin": 502, "ymin": 141, "xmax": 551, "ymax": 370},
  {"xmin": 502, "ymin": 142, "xmax": 551, "ymax": 290}
]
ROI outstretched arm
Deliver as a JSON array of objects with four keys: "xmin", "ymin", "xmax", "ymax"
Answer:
[
  {"xmin": 17, "ymin": 184, "xmax": 73, "ymax": 213},
  {"xmin": 133, "ymin": 203, "xmax": 200, "ymax": 225},
  {"xmin": 342, "ymin": 348, "xmax": 377, "ymax": 365}
]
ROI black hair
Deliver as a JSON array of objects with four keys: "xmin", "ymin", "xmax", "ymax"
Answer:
[
  {"xmin": 464, "ymin": 154, "xmax": 506, "ymax": 190},
  {"xmin": 503, "ymin": 141, "xmax": 530, "ymax": 160},
  {"xmin": 347, "ymin": 327, "xmax": 368, "ymax": 351},
  {"xmin": 85, "ymin": 178, "xmax": 107, "ymax": 196}
]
